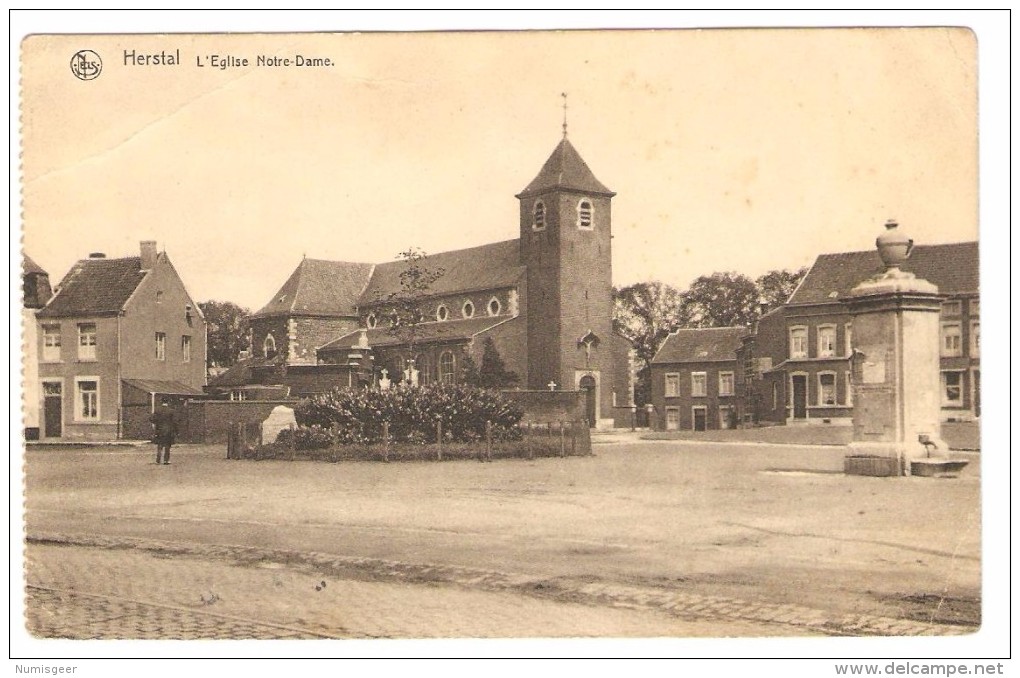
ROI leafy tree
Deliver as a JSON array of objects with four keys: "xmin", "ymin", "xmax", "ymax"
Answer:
[
  {"xmin": 474, "ymin": 337, "xmax": 519, "ymax": 388},
  {"xmin": 682, "ymin": 272, "xmax": 760, "ymax": 329},
  {"xmin": 380, "ymin": 248, "xmax": 445, "ymax": 380},
  {"xmin": 613, "ymin": 282, "xmax": 691, "ymax": 405},
  {"xmin": 198, "ymin": 300, "xmax": 250, "ymax": 368},
  {"xmin": 755, "ymin": 267, "xmax": 808, "ymax": 311}
]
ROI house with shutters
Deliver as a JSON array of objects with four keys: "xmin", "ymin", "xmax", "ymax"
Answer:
[
  {"xmin": 35, "ymin": 241, "xmax": 207, "ymax": 441},
  {"xmin": 649, "ymin": 327, "xmax": 748, "ymax": 431},
  {"xmin": 743, "ymin": 239, "xmax": 979, "ymax": 425},
  {"xmin": 214, "ymin": 134, "xmax": 634, "ymax": 427}
]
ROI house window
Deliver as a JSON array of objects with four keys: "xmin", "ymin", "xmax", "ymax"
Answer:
[
  {"xmin": 719, "ymin": 371, "xmax": 735, "ymax": 396},
  {"xmin": 436, "ymin": 304, "xmax": 449, "ymax": 322},
  {"xmin": 462, "ymin": 300, "xmax": 475, "ymax": 318},
  {"xmin": 845, "ymin": 371, "xmax": 853, "ymax": 406},
  {"xmin": 42, "ymin": 324, "xmax": 61, "ymax": 362},
  {"xmin": 577, "ymin": 199, "xmax": 593, "ymax": 229},
  {"xmin": 75, "ymin": 378, "xmax": 99, "ymax": 421},
  {"xmin": 772, "ymin": 382, "xmax": 779, "ymax": 410},
  {"xmin": 941, "ymin": 300, "xmax": 962, "ymax": 317},
  {"xmin": 970, "ymin": 321, "xmax": 979, "ymax": 357},
  {"xmin": 533, "ymin": 200, "xmax": 546, "ymax": 231},
  {"xmin": 844, "ymin": 323, "xmax": 853, "ymax": 357},
  {"xmin": 665, "ymin": 407, "xmax": 680, "ymax": 431},
  {"xmin": 789, "ymin": 326, "xmax": 808, "ymax": 359},
  {"xmin": 691, "ymin": 372, "xmax": 707, "ymax": 397},
  {"xmin": 818, "ymin": 372, "xmax": 836, "ymax": 406},
  {"xmin": 77, "ymin": 323, "xmax": 97, "ymax": 361},
  {"xmin": 366, "ymin": 313, "xmax": 377, "ymax": 329},
  {"xmin": 941, "ymin": 322, "xmax": 962, "ymax": 357},
  {"xmin": 155, "ymin": 332, "xmax": 166, "ymax": 361},
  {"xmin": 664, "ymin": 373, "xmax": 680, "ymax": 398},
  {"xmin": 487, "ymin": 297, "xmax": 501, "ymax": 316},
  {"xmin": 719, "ymin": 406, "xmax": 735, "ymax": 429},
  {"xmin": 182, "ymin": 335, "xmax": 191, "ymax": 363},
  {"xmin": 941, "ymin": 371, "xmax": 963, "ymax": 406},
  {"xmin": 263, "ymin": 333, "xmax": 276, "ymax": 358},
  {"xmin": 969, "ymin": 299, "xmax": 979, "ymax": 317},
  {"xmin": 818, "ymin": 325, "xmax": 836, "ymax": 358},
  {"xmin": 439, "ymin": 351, "xmax": 456, "ymax": 384},
  {"xmin": 156, "ymin": 290, "xmax": 164, "ymax": 304}
]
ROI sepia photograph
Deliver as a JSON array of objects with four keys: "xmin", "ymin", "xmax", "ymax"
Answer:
[{"xmin": 10, "ymin": 11, "xmax": 1009, "ymax": 671}]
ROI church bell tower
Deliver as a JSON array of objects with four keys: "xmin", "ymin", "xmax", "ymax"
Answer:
[{"xmin": 516, "ymin": 127, "xmax": 616, "ymax": 424}]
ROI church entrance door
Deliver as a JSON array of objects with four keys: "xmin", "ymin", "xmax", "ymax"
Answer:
[{"xmin": 579, "ymin": 375, "xmax": 596, "ymax": 428}]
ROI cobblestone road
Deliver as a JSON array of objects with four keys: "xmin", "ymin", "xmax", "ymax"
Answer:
[{"xmin": 23, "ymin": 535, "xmax": 973, "ymax": 639}]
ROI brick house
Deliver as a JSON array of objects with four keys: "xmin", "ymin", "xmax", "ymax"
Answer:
[
  {"xmin": 35, "ymin": 242, "xmax": 207, "ymax": 440},
  {"xmin": 650, "ymin": 327, "xmax": 747, "ymax": 431},
  {"xmin": 214, "ymin": 135, "xmax": 634, "ymax": 427},
  {"xmin": 743, "ymin": 240, "xmax": 979, "ymax": 425}
]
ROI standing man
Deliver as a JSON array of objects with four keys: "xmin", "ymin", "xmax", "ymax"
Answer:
[{"xmin": 150, "ymin": 401, "xmax": 177, "ymax": 465}]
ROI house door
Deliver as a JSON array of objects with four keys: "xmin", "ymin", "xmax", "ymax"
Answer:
[
  {"xmin": 43, "ymin": 382, "xmax": 62, "ymax": 438},
  {"xmin": 791, "ymin": 375, "xmax": 808, "ymax": 419},
  {"xmin": 579, "ymin": 375, "xmax": 597, "ymax": 427},
  {"xmin": 693, "ymin": 407, "xmax": 707, "ymax": 431}
]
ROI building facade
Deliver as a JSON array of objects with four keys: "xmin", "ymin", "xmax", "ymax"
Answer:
[
  {"xmin": 22, "ymin": 256, "xmax": 53, "ymax": 440},
  {"xmin": 215, "ymin": 136, "xmax": 634, "ymax": 427},
  {"xmin": 35, "ymin": 242, "xmax": 207, "ymax": 440},
  {"xmin": 745, "ymin": 240, "xmax": 979, "ymax": 425},
  {"xmin": 650, "ymin": 327, "xmax": 747, "ymax": 431}
]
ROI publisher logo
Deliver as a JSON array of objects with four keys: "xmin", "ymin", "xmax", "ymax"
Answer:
[{"xmin": 70, "ymin": 50, "xmax": 102, "ymax": 80}]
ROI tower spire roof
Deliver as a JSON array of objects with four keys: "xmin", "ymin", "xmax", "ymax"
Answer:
[{"xmin": 516, "ymin": 137, "xmax": 615, "ymax": 198}]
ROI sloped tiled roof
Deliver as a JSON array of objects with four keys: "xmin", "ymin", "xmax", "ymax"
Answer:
[
  {"xmin": 37, "ymin": 256, "xmax": 148, "ymax": 318},
  {"xmin": 320, "ymin": 316, "xmax": 516, "ymax": 352},
  {"xmin": 207, "ymin": 355, "xmax": 285, "ymax": 388},
  {"xmin": 651, "ymin": 327, "xmax": 748, "ymax": 365},
  {"xmin": 359, "ymin": 240, "xmax": 523, "ymax": 304},
  {"xmin": 23, "ymin": 255, "xmax": 47, "ymax": 276},
  {"xmin": 788, "ymin": 242, "xmax": 979, "ymax": 305},
  {"xmin": 253, "ymin": 258, "xmax": 375, "ymax": 318},
  {"xmin": 122, "ymin": 379, "xmax": 205, "ymax": 396},
  {"xmin": 516, "ymin": 138, "xmax": 615, "ymax": 198}
]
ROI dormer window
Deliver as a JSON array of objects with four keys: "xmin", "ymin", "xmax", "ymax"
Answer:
[
  {"xmin": 577, "ymin": 199, "xmax": 593, "ymax": 229},
  {"xmin": 436, "ymin": 304, "xmax": 449, "ymax": 322},
  {"xmin": 366, "ymin": 312, "xmax": 377, "ymax": 329},
  {"xmin": 533, "ymin": 200, "xmax": 546, "ymax": 231},
  {"xmin": 462, "ymin": 300, "xmax": 475, "ymax": 319}
]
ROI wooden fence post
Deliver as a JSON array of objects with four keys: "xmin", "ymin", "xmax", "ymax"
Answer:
[
  {"xmin": 485, "ymin": 420, "xmax": 493, "ymax": 462},
  {"xmin": 436, "ymin": 421, "xmax": 443, "ymax": 462},
  {"xmin": 559, "ymin": 420, "xmax": 566, "ymax": 457},
  {"xmin": 526, "ymin": 423, "xmax": 533, "ymax": 460},
  {"xmin": 382, "ymin": 422, "xmax": 390, "ymax": 463}
]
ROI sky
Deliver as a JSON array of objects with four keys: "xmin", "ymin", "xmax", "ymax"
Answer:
[{"xmin": 19, "ymin": 25, "xmax": 979, "ymax": 312}]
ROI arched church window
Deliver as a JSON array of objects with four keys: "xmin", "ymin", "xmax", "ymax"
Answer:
[
  {"xmin": 533, "ymin": 200, "xmax": 546, "ymax": 231},
  {"xmin": 263, "ymin": 333, "xmax": 277, "ymax": 358},
  {"xmin": 436, "ymin": 304, "xmax": 449, "ymax": 322},
  {"xmin": 439, "ymin": 351, "xmax": 456, "ymax": 384},
  {"xmin": 487, "ymin": 297, "xmax": 502, "ymax": 316},
  {"xmin": 577, "ymin": 199, "xmax": 593, "ymax": 229},
  {"xmin": 366, "ymin": 312, "xmax": 377, "ymax": 329},
  {"xmin": 462, "ymin": 300, "xmax": 475, "ymax": 319}
]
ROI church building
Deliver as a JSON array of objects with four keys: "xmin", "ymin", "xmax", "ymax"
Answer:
[{"xmin": 214, "ymin": 134, "xmax": 634, "ymax": 428}]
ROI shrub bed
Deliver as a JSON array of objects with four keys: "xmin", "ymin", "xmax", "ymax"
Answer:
[{"xmin": 293, "ymin": 384, "xmax": 524, "ymax": 446}]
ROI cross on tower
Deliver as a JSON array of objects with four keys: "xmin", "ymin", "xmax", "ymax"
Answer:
[{"xmin": 561, "ymin": 92, "xmax": 568, "ymax": 138}]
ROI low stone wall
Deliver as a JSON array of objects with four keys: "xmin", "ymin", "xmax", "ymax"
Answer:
[
  {"xmin": 182, "ymin": 399, "xmax": 303, "ymax": 444},
  {"xmin": 500, "ymin": 390, "xmax": 585, "ymax": 425}
]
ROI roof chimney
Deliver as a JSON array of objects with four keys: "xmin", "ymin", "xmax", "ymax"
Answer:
[
  {"xmin": 140, "ymin": 241, "xmax": 158, "ymax": 270},
  {"xmin": 88, "ymin": 252, "xmax": 106, "ymax": 259}
]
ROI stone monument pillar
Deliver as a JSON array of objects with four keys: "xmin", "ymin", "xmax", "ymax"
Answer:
[{"xmin": 843, "ymin": 220, "xmax": 945, "ymax": 476}]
